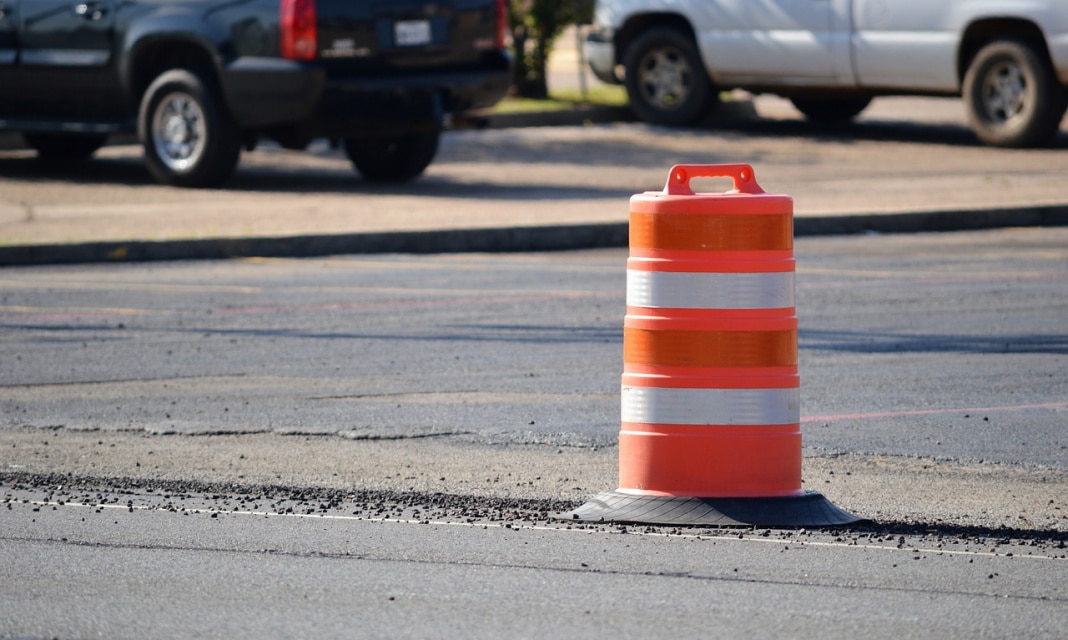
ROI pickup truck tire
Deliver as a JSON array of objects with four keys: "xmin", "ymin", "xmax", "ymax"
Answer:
[
  {"xmin": 344, "ymin": 132, "xmax": 440, "ymax": 182},
  {"xmin": 138, "ymin": 69, "xmax": 242, "ymax": 187},
  {"xmin": 963, "ymin": 40, "xmax": 1068, "ymax": 148},
  {"xmin": 623, "ymin": 27, "xmax": 716, "ymax": 126},
  {"xmin": 23, "ymin": 133, "xmax": 108, "ymax": 161},
  {"xmin": 789, "ymin": 96, "xmax": 872, "ymax": 124}
]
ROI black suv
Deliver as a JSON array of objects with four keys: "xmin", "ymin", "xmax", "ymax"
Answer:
[{"xmin": 0, "ymin": 0, "xmax": 510, "ymax": 186}]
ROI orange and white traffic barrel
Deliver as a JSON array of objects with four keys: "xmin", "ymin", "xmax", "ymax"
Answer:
[{"xmin": 567, "ymin": 164, "xmax": 860, "ymax": 527}]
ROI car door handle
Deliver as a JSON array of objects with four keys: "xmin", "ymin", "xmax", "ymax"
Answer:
[{"xmin": 75, "ymin": 1, "xmax": 108, "ymax": 20}]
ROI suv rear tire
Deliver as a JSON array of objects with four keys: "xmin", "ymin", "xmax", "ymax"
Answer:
[
  {"xmin": 623, "ymin": 27, "xmax": 717, "ymax": 126},
  {"xmin": 138, "ymin": 69, "xmax": 242, "ymax": 187},
  {"xmin": 344, "ymin": 131, "xmax": 440, "ymax": 182},
  {"xmin": 963, "ymin": 40, "xmax": 1068, "ymax": 147}
]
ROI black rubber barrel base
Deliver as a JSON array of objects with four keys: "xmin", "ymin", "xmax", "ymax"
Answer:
[{"xmin": 559, "ymin": 490, "xmax": 865, "ymax": 528}]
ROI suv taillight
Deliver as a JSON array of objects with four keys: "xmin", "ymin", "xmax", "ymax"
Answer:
[
  {"xmin": 496, "ymin": 0, "xmax": 507, "ymax": 50},
  {"xmin": 281, "ymin": 0, "xmax": 317, "ymax": 61}
]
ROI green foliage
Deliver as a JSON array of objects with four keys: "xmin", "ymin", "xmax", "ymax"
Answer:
[
  {"xmin": 508, "ymin": 0, "xmax": 594, "ymax": 99},
  {"xmin": 492, "ymin": 84, "xmax": 628, "ymax": 114}
]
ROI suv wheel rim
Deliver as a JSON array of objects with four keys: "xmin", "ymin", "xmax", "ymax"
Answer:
[
  {"xmin": 637, "ymin": 46, "xmax": 691, "ymax": 110},
  {"xmin": 152, "ymin": 92, "xmax": 206, "ymax": 172},
  {"xmin": 981, "ymin": 60, "xmax": 1027, "ymax": 124}
]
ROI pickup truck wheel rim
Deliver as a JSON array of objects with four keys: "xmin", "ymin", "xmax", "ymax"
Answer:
[
  {"xmin": 152, "ymin": 92, "xmax": 207, "ymax": 173},
  {"xmin": 637, "ymin": 48, "xmax": 691, "ymax": 110},
  {"xmin": 981, "ymin": 61, "xmax": 1027, "ymax": 124}
]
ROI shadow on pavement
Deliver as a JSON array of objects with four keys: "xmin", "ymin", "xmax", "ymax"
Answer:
[{"xmin": 0, "ymin": 153, "xmax": 634, "ymax": 201}]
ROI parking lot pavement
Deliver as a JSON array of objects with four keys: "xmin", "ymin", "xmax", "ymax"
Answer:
[{"xmin": 2, "ymin": 116, "xmax": 1067, "ymax": 266}]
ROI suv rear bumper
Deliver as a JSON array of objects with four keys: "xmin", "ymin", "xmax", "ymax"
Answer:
[{"xmin": 221, "ymin": 55, "xmax": 511, "ymax": 136}]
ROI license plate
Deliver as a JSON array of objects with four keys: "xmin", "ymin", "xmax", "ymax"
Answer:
[{"xmin": 395, "ymin": 20, "xmax": 432, "ymax": 47}]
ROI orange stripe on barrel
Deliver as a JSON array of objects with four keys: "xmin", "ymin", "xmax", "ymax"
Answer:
[
  {"xmin": 618, "ymin": 423, "xmax": 802, "ymax": 497},
  {"xmin": 624, "ymin": 328, "xmax": 797, "ymax": 368},
  {"xmin": 630, "ymin": 211, "xmax": 793, "ymax": 252}
]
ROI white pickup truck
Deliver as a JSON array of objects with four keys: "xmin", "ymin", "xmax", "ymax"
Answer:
[{"xmin": 585, "ymin": 0, "xmax": 1068, "ymax": 147}]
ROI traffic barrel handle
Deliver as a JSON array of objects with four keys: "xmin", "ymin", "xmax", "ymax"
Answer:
[{"xmin": 664, "ymin": 163, "xmax": 766, "ymax": 196}]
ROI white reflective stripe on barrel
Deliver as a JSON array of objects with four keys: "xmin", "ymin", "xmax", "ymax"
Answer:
[
  {"xmin": 626, "ymin": 270, "xmax": 795, "ymax": 309},
  {"xmin": 621, "ymin": 386, "xmax": 800, "ymax": 426}
]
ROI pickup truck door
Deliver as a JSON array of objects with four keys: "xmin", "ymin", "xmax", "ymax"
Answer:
[
  {"xmin": 850, "ymin": 0, "xmax": 959, "ymax": 91},
  {"xmin": 17, "ymin": 0, "xmax": 121, "ymax": 118},
  {"xmin": 693, "ymin": 0, "xmax": 855, "ymax": 87},
  {"xmin": 0, "ymin": 0, "xmax": 17, "ymax": 114}
]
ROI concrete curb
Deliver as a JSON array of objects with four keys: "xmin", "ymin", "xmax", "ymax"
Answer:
[
  {"xmin": 3, "ymin": 204, "xmax": 1066, "ymax": 267},
  {"xmin": 0, "ymin": 223, "xmax": 631, "ymax": 267},
  {"xmin": 793, "ymin": 203, "xmax": 1068, "ymax": 236}
]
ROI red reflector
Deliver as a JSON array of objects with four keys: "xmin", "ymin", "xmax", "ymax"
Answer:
[
  {"xmin": 281, "ymin": 0, "xmax": 317, "ymax": 61},
  {"xmin": 496, "ymin": 0, "xmax": 507, "ymax": 50}
]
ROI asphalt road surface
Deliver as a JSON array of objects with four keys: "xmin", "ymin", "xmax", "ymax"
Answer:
[
  {"xmin": 2, "ymin": 228, "xmax": 1065, "ymax": 464},
  {"xmin": 2, "ymin": 495, "xmax": 1064, "ymax": 640},
  {"xmin": 2, "ymin": 227, "xmax": 1067, "ymax": 638}
]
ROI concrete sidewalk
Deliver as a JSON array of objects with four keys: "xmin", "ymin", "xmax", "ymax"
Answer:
[{"xmin": 2, "ymin": 114, "xmax": 1067, "ymax": 267}]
